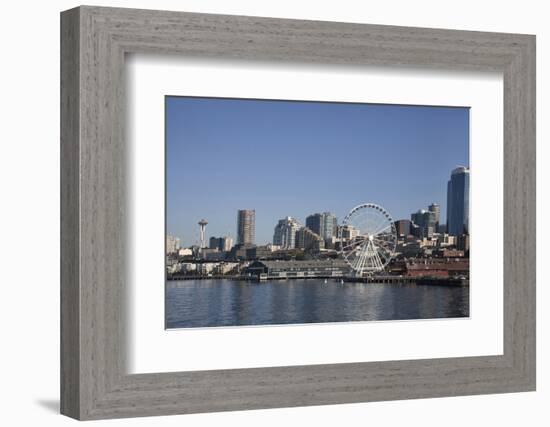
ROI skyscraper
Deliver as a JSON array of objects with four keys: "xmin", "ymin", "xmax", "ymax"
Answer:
[
  {"xmin": 209, "ymin": 236, "xmax": 234, "ymax": 251},
  {"xmin": 237, "ymin": 209, "xmax": 255, "ymax": 245},
  {"xmin": 273, "ymin": 216, "xmax": 300, "ymax": 249},
  {"xmin": 446, "ymin": 167, "xmax": 470, "ymax": 236},
  {"xmin": 411, "ymin": 209, "xmax": 437, "ymax": 238},
  {"xmin": 305, "ymin": 212, "xmax": 338, "ymax": 241},
  {"xmin": 166, "ymin": 235, "xmax": 180, "ymax": 254},
  {"xmin": 305, "ymin": 214, "xmax": 322, "ymax": 236},
  {"xmin": 323, "ymin": 213, "xmax": 338, "ymax": 241},
  {"xmin": 428, "ymin": 203, "xmax": 440, "ymax": 231},
  {"xmin": 209, "ymin": 236, "xmax": 221, "ymax": 250},
  {"xmin": 394, "ymin": 219, "xmax": 411, "ymax": 237},
  {"xmin": 221, "ymin": 236, "xmax": 233, "ymax": 251}
]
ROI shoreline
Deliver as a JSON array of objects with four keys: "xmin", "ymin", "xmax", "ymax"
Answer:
[{"xmin": 167, "ymin": 275, "xmax": 469, "ymax": 287}]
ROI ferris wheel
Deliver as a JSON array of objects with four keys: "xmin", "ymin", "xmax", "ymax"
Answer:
[{"xmin": 339, "ymin": 203, "xmax": 397, "ymax": 275}]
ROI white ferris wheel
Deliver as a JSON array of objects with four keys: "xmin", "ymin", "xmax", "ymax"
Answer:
[{"xmin": 339, "ymin": 203, "xmax": 397, "ymax": 275}]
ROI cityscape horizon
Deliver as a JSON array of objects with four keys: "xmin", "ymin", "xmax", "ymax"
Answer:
[
  {"xmin": 167, "ymin": 164, "xmax": 470, "ymax": 253},
  {"xmin": 167, "ymin": 196, "xmax": 455, "ymax": 250}
]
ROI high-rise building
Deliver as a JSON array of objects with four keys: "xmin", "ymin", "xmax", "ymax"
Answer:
[
  {"xmin": 237, "ymin": 209, "xmax": 255, "ymax": 245},
  {"xmin": 411, "ymin": 209, "xmax": 437, "ymax": 238},
  {"xmin": 324, "ymin": 213, "xmax": 338, "ymax": 241},
  {"xmin": 410, "ymin": 223, "xmax": 422, "ymax": 239},
  {"xmin": 273, "ymin": 216, "xmax": 300, "ymax": 249},
  {"xmin": 209, "ymin": 236, "xmax": 221, "ymax": 250},
  {"xmin": 220, "ymin": 236, "xmax": 233, "ymax": 251},
  {"xmin": 446, "ymin": 167, "xmax": 470, "ymax": 236},
  {"xmin": 295, "ymin": 227, "xmax": 325, "ymax": 252},
  {"xmin": 305, "ymin": 214, "xmax": 322, "ymax": 235},
  {"xmin": 305, "ymin": 212, "xmax": 338, "ymax": 241},
  {"xmin": 428, "ymin": 203, "xmax": 440, "ymax": 231},
  {"xmin": 166, "ymin": 235, "xmax": 180, "ymax": 254},
  {"xmin": 394, "ymin": 219, "xmax": 412, "ymax": 237},
  {"xmin": 209, "ymin": 236, "xmax": 234, "ymax": 251}
]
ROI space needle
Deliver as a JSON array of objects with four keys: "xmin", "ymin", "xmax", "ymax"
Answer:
[{"xmin": 198, "ymin": 219, "xmax": 208, "ymax": 249}]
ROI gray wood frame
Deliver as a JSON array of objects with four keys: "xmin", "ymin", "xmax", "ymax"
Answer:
[{"xmin": 61, "ymin": 5, "xmax": 536, "ymax": 420}]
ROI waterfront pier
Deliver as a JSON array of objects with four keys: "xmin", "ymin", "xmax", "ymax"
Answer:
[{"xmin": 167, "ymin": 273, "xmax": 467, "ymax": 286}]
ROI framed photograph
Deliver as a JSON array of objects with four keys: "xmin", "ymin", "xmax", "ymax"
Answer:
[{"xmin": 61, "ymin": 6, "xmax": 536, "ymax": 420}]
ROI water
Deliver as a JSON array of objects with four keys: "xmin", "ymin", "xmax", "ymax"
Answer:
[{"xmin": 166, "ymin": 279, "xmax": 469, "ymax": 329}]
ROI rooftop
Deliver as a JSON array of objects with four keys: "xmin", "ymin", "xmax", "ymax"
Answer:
[{"xmin": 451, "ymin": 166, "xmax": 470, "ymax": 175}]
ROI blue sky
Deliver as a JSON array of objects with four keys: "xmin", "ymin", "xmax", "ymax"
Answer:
[{"xmin": 166, "ymin": 96, "xmax": 469, "ymax": 247}]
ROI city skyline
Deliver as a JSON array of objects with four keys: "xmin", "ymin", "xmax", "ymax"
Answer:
[
  {"xmin": 166, "ymin": 96, "xmax": 469, "ymax": 247},
  {"xmin": 167, "ymin": 200, "xmax": 449, "ymax": 250}
]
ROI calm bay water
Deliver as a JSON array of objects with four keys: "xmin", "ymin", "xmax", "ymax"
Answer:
[{"xmin": 166, "ymin": 279, "xmax": 469, "ymax": 329}]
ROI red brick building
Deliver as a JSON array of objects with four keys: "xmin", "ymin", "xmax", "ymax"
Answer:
[{"xmin": 390, "ymin": 259, "xmax": 469, "ymax": 278}]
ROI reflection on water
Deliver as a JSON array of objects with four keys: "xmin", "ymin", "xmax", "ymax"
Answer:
[{"xmin": 166, "ymin": 279, "xmax": 469, "ymax": 329}]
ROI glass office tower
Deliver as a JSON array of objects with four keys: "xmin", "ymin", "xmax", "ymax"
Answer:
[{"xmin": 446, "ymin": 167, "xmax": 470, "ymax": 236}]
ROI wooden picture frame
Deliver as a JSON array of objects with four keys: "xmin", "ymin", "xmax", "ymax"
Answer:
[{"xmin": 60, "ymin": 5, "xmax": 536, "ymax": 420}]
